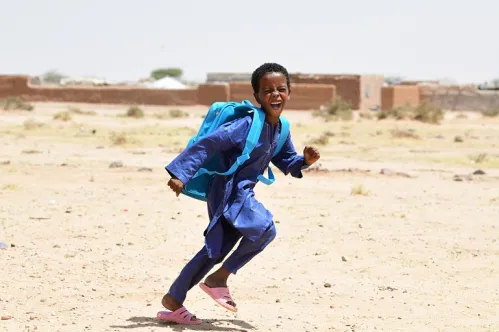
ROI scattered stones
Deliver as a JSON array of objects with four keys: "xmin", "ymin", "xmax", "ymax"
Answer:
[
  {"xmin": 341, "ymin": 256, "xmax": 348, "ymax": 262},
  {"xmin": 380, "ymin": 168, "xmax": 412, "ymax": 178},
  {"xmin": 21, "ymin": 150, "xmax": 41, "ymax": 154},
  {"xmin": 1, "ymin": 314, "xmax": 12, "ymax": 320},
  {"xmin": 324, "ymin": 283, "xmax": 332, "ymax": 288},
  {"xmin": 473, "ymin": 169, "xmax": 486, "ymax": 175},
  {"xmin": 137, "ymin": 167, "xmax": 153, "ymax": 172},
  {"xmin": 0, "ymin": 160, "xmax": 10, "ymax": 165},
  {"xmin": 454, "ymin": 135, "xmax": 464, "ymax": 142},
  {"xmin": 303, "ymin": 163, "xmax": 330, "ymax": 174},
  {"xmin": 453, "ymin": 174, "xmax": 473, "ymax": 182},
  {"xmin": 109, "ymin": 161, "xmax": 123, "ymax": 168}
]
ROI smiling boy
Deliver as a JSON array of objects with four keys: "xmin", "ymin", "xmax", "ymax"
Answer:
[{"xmin": 157, "ymin": 63, "xmax": 321, "ymax": 324}]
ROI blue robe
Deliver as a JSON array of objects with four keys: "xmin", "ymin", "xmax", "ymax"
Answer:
[{"xmin": 166, "ymin": 115, "xmax": 307, "ymax": 258}]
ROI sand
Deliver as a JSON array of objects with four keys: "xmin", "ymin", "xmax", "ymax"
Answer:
[{"xmin": 1, "ymin": 103, "xmax": 498, "ymax": 332}]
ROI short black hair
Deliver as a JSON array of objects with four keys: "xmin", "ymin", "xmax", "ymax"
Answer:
[{"xmin": 251, "ymin": 63, "xmax": 290, "ymax": 93}]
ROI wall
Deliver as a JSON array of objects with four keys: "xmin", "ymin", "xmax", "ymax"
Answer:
[
  {"xmin": 381, "ymin": 86, "xmax": 421, "ymax": 110},
  {"xmin": 0, "ymin": 75, "xmax": 198, "ymax": 106},
  {"xmin": 0, "ymin": 76, "xmax": 30, "ymax": 97},
  {"xmin": 360, "ymin": 75, "xmax": 385, "ymax": 110},
  {"xmin": 228, "ymin": 82, "xmax": 336, "ymax": 110},
  {"xmin": 0, "ymin": 75, "xmax": 335, "ymax": 110},
  {"xmin": 197, "ymin": 83, "xmax": 230, "ymax": 105},
  {"xmin": 289, "ymin": 74, "xmax": 361, "ymax": 109},
  {"xmin": 419, "ymin": 85, "xmax": 499, "ymax": 111}
]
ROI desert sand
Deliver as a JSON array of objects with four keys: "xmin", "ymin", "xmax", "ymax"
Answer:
[{"xmin": 1, "ymin": 103, "xmax": 498, "ymax": 332}]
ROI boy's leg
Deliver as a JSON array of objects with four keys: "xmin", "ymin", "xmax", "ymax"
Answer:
[
  {"xmin": 201, "ymin": 223, "xmax": 277, "ymax": 308},
  {"xmin": 162, "ymin": 222, "xmax": 241, "ymax": 311}
]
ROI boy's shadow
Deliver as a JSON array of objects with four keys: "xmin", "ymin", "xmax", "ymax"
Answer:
[{"xmin": 110, "ymin": 316, "xmax": 256, "ymax": 331}]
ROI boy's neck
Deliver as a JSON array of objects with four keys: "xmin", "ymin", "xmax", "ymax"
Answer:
[{"xmin": 265, "ymin": 115, "xmax": 279, "ymax": 127}]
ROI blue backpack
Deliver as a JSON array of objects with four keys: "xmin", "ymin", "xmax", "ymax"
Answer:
[{"xmin": 177, "ymin": 100, "xmax": 290, "ymax": 201}]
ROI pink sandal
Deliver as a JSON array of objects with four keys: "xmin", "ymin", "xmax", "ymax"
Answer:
[
  {"xmin": 157, "ymin": 307, "xmax": 201, "ymax": 325},
  {"xmin": 199, "ymin": 282, "xmax": 238, "ymax": 312}
]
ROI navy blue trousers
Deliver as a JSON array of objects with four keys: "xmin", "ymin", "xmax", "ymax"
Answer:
[{"xmin": 167, "ymin": 219, "xmax": 276, "ymax": 304}]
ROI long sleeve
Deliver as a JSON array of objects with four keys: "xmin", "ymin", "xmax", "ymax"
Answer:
[
  {"xmin": 165, "ymin": 117, "xmax": 251, "ymax": 185},
  {"xmin": 271, "ymin": 132, "xmax": 308, "ymax": 178}
]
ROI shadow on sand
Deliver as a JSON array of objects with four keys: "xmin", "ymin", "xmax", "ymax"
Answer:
[{"xmin": 110, "ymin": 316, "xmax": 256, "ymax": 331}]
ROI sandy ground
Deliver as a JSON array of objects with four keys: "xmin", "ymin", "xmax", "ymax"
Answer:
[{"xmin": 1, "ymin": 103, "xmax": 498, "ymax": 332}]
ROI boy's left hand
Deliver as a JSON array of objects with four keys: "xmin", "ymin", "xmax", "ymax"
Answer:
[{"xmin": 304, "ymin": 146, "xmax": 320, "ymax": 166}]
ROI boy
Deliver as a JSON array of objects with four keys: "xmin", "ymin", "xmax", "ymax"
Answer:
[{"xmin": 157, "ymin": 63, "xmax": 320, "ymax": 325}]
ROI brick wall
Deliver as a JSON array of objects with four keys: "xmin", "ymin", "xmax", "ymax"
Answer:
[
  {"xmin": 381, "ymin": 86, "xmax": 420, "ymax": 110},
  {"xmin": 228, "ymin": 82, "xmax": 336, "ymax": 110},
  {"xmin": 0, "ymin": 75, "xmax": 335, "ymax": 110},
  {"xmin": 289, "ymin": 74, "xmax": 361, "ymax": 109},
  {"xmin": 197, "ymin": 83, "xmax": 230, "ymax": 105},
  {"xmin": 0, "ymin": 75, "xmax": 198, "ymax": 106}
]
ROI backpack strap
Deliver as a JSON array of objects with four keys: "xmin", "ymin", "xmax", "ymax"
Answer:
[
  {"xmin": 273, "ymin": 116, "xmax": 290, "ymax": 157},
  {"xmin": 257, "ymin": 116, "xmax": 290, "ymax": 185},
  {"xmin": 196, "ymin": 101, "xmax": 265, "ymax": 177}
]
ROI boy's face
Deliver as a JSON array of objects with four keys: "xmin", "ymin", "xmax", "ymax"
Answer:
[{"xmin": 254, "ymin": 72, "xmax": 290, "ymax": 119}]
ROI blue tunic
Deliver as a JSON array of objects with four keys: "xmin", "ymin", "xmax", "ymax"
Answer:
[{"xmin": 166, "ymin": 115, "xmax": 307, "ymax": 258}]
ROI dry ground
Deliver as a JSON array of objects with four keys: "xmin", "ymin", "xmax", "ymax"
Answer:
[{"xmin": 1, "ymin": 103, "xmax": 498, "ymax": 332}]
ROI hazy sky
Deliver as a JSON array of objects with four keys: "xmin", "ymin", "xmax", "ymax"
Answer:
[{"xmin": 1, "ymin": 0, "xmax": 497, "ymax": 83}]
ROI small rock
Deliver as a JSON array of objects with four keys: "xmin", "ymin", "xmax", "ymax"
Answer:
[
  {"xmin": 341, "ymin": 256, "xmax": 348, "ymax": 262},
  {"xmin": 473, "ymin": 169, "xmax": 486, "ymax": 175},
  {"xmin": 454, "ymin": 136, "xmax": 464, "ymax": 142},
  {"xmin": 109, "ymin": 161, "xmax": 124, "ymax": 168},
  {"xmin": 276, "ymin": 299, "xmax": 281, "ymax": 303},
  {"xmin": 137, "ymin": 167, "xmax": 153, "ymax": 172},
  {"xmin": 0, "ymin": 160, "xmax": 10, "ymax": 165},
  {"xmin": 324, "ymin": 283, "xmax": 332, "ymax": 288},
  {"xmin": 1, "ymin": 314, "xmax": 12, "ymax": 320},
  {"xmin": 453, "ymin": 174, "xmax": 473, "ymax": 182}
]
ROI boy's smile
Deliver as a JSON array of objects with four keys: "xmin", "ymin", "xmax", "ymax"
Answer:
[{"xmin": 254, "ymin": 72, "xmax": 290, "ymax": 125}]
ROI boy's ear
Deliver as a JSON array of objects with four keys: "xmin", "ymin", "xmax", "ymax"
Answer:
[
  {"xmin": 253, "ymin": 92, "xmax": 261, "ymax": 104},
  {"xmin": 288, "ymin": 88, "xmax": 291, "ymax": 100}
]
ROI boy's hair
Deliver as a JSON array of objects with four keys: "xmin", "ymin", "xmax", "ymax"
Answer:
[{"xmin": 251, "ymin": 63, "xmax": 291, "ymax": 93}]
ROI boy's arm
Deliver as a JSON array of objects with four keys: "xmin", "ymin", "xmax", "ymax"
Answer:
[
  {"xmin": 166, "ymin": 117, "xmax": 251, "ymax": 185},
  {"xmin": 270, "ymin": 132, "xmax": 309, "ymax": 178}
]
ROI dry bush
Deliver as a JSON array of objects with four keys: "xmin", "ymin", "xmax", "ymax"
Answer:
[
  {"xmin": 314, "ymin": 97, "xmax": 353, "ymax": 121},
  {"xmin": 23, "ymin": 118, "xmax": 44, "ymax": 130},
  {"xmin": 69, "ymin": 107, "xmax": 96, "ymax": 116},
  {"xmin": 377, "ymin": 105, "xmax": 413, "ymax": 120},
  {"xmin": 377, "ymin": 101, "xmax": 445, "ymax": 124},
  {"xmin": 53, "ymin": 111, "xmax": 72, "ymax": 121},
  {"xmin": 110, "ymin": 132, "xmax": 128, "ymax": 145},
  {"xmin": 481, "ymin": 109, "xmax": 499, "ymax": 118},
  {"xmin": 413, "ymin": 101, "xmax": 445, "ymax": 124},
  {"xmin": 169, "ymin": 109, "xmax": 188, "ymax": 118},
  {"xmin": 390, "ymin": 128, "xmax": 420, "ymax": 139},
  {"xmin": 468, "ymin": 153, "xmax": 488, "ymax": 164},
  {"xmin": 351, "ymin": 184, "xmax": 370, "ymax": 196},
  {"xmin": 126, "ymin": 106, "xmax": 144, "ymax": 118},
  {"xmin": 359, "ymin": 111, "xmax": 374, "ymax": 120},
  {"xmin": 308, "ymin": 133, "xmax": 330, "ymax": 146},
  {"xmin": 1, "ymin": 96, "xmax": 34, "ymax": 111}
]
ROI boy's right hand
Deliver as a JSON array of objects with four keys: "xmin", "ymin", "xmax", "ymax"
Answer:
[{"xmin": 168, "ymin": 178, "xmax": 184, "ymax": 197}]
